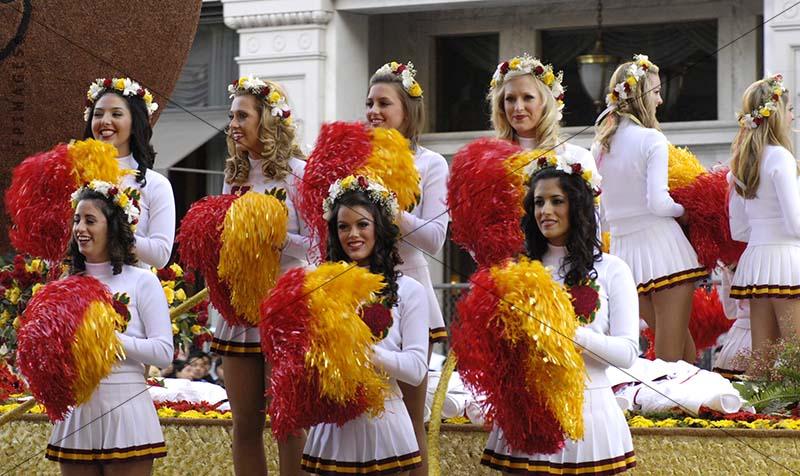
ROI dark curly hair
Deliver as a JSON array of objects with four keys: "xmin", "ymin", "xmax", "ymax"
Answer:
[
  {"xmin": 326, "ymin": 190, "xmax": 403, "ymax": 307},
  {"xmin": 521, "ymin": 168, "xmax": 601, "ymax": 286},
  {"xmin": 83, "ymin": 90, "xmax": 156, "ymax": 187},
  {"xmin": 68, "ymin": 189, "xmax": 137, "ymax": 275}
]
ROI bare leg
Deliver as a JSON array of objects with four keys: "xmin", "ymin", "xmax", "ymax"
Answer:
[
  {"xmin": 225, "ymin": 355, "xmax": 268, "ymax": 476},
  {"xmin": 61, "ymin": 463, "xmax": 103, "ymax": 476},
  {"xmin": 399, "ymin": 346, "xmax": 431, "ymax": 476},
  {"xmin": 749, "ymin": 299, "xmax": 779, "ymax": 361},
  {"xmin": 103, "ymin": 459, "xmax": 155, "ymax": 476},
  {"xmin": 652, "ymin": 283, "xmax": 694, "ymax": 362},
  {"xmin": 638, "ymin": 294, "xmax": 655, "ymax": 330},
  {"xmin": 773, "ymin": 299, "xmax": 800, "ymax": 341}
]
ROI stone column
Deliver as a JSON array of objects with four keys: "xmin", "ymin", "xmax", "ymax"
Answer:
[{"xmin": 764, "ymin": 0, "xmax": 800, "ymax": 149}]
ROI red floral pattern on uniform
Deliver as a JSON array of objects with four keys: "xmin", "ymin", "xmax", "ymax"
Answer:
[
  {"xmin": 567, "ymin": 279, "xmax": 600, "ymax": 325},
  {"xmin": 360, "ymin": 303, "xmax": 393, "ymax": 339}
]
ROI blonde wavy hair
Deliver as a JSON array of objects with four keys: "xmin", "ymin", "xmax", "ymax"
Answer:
[
  {"xmin": 731, "ymin": 78, "xmax": 795, "ymax": 199},
  {"xmin": 594, "ymin": 61, "xmax": 661, "ymax": 152},
  {"xmin": 368, "ymin": 71, "xmax": 426, "ymax": 147},
  {"xmin": 224, "ymin": 80, "xmax": 304, "ymax": 185},
  {"xmin": 488, "ymin": 74, "xmax": 561, "ymax": 149}
]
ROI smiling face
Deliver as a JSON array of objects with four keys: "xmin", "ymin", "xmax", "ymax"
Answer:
[
  {"xmin": 73, "ymin": 199, "xmax": 111, "ymax": 263},
  {"xmin": 366, "ymin": 83, "xmax": 406, "ymax": 132},
  {"xmin": 91, "ymin": 93, "xmax": 132, "ymax": 157},
  {"xmin": 336, "ymin": 204, "xmax": 376, "ymax": 267},
  {"xmin": 228, "ymin": 94, "xmax": 264, "ymax": 158},
  {"xmin": 503, "ymin": 75, "xmax": 546, "ymax": 140},
  {"xmin": 533, "ymin": 177, "xmax": 570, "ymax": 246}
]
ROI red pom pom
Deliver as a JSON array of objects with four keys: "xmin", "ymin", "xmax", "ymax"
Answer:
[
  {"xmin": 176, "ymin": 194, "xmax": 245, "ymax": 326},
  {"xmin": 689, "ymin": 286, "xmax": 732, "ymax": 354},
  {"xmin": 448, "ymin": 138, "xmax": 524, "ymax": 267},
  {"xmin": 451, "ymin": 268, "xmax": 565, "ymax": 454},
  {"xmin": 16, "ymin": 275, "xmax": 114, "ymax": 421},
  {"xmin": 641, "ymin": 327, "xmax": 656, "ymax": 360},
  {"xmin": 0, "ymin": 363, "xmax": 26, "ymax": 401},
  {"xmin": 671, "ymin": 168, "xmax": 745, "ymax": 270},
  {"xmin": 5, "ymin": 144, "xmax": 75, "ymax": 262},
  {"xmin": 298, "ymin": 122, "xmax": 372, "ymax": 260}
]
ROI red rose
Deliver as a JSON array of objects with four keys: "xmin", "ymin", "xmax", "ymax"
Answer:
[
  {"xmin": 137, "ymin": 88, "xmax": 145, "ymax": 97},
  {"xmin": 157, "ymin": 267, "xmax": 176, "ymax": 282},
  {"xmin": 283, "ymin": 109, "xmax": 291, "ymax": 119},
  {"xmin": 357, "ymin": 176, "xmax": 369, "ymax": 189},
  {"xmin": 361, "ymin": 303, "xmax": 393, "ymax": 338},
  {"xmin": 754, "ymin": 117, "xmax": 763, "ymax": 126},
  {"xmin": 642, "ymin": 64, "xmax": 649, "ymax": 71},
  {"xmin": 103, "ymin": 78, "xmax": 112, "ymax": 88},
  {"xmin": 108, "ymin": 187, "xmax": 118, "ymax": 196},
  {"xmin": 570, "ymin": 163, "xmax": 582, "ymax": 174},
  {"xmin": 537, "ymin": 157, "xmax": 547, "ymax": 167},
  {"xmin": 557, "ymin": 94, "xmax": 565, "ymax": 101},
  {"xmin": 568, "ymin": 282, "xmax": 599, "ymax": 325},
  {"xmin": 623, "ymin": 83, "xmax": 631, "ymax": 92},
  {"xmin": 534, "ymin": 65, "xmax": 544, "ymax": 75},
  {"xmin": 396, "ymin": 64, "xmax": 406, "ymax": 74},
  {"xmin": 499, "ymin": 62, "xmax": 509, "ymax": 75},
  {"xmin": 773, "ymin": 94, "xmax": 780, "ymax": 101}
]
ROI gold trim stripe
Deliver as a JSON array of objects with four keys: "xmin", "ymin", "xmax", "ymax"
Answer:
[
  {"xmin": 636, "ymin": 267, "xmax": 708, "ymax": 295},
  {"xmin": 429, "ymin": 327, "xmax": 448, "ymax": 343},
  {"xmin": 45, "ymin": 442, "xmax": 167, "ymax": 463},
  {"xmin": 210, "ymin": 337, "xmax": 262, "ymax": 356},
  {"xmin": 481, "ymin": 449, "xmax": 636, "ymax": 475},
  {"xmin": 301, "ymin": 451, "xmax": 421, "ymax": 475},
  {"xmin": 730, "ymin": 284, "xmax": 800, "ymax": 299}
]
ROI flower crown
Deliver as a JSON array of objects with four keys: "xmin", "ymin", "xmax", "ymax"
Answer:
[
  {"xmin": 228, "ymin": 76, "xmax": 292, "ymax": 125},
  {"xmin": 490, "ymin": 54, "xmax": 565, "ymax": 119},
  {"xmin": 375, "ymin": 61, "xmax": 423, "ymax": 98},
  {"xmin": 605, "ymin": 54, "xmax": 657, "ymax": 107},
  {"xmin": 738, "ymin": 74, "xmax": 787, "ymax": 129},
  {"xmin": 71, "ymin": 180, "xmax": 141, "ymax": 232},
  {"xmin": 522, "ymin": 150, "xmax": 602, "ymax": 198},
  {"xmin": 322, "ymin": 175, "xmax": 399, "ymax": 222},
  {"xmin": 84, "ymin": 77, "xmax": 158, "ymax": 121}
]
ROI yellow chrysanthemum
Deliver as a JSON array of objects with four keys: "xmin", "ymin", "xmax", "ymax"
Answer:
[
  {"xmin": 5, "ymin": 286, "xmax": 21, "ymax": 305},
  {"xmin": 760, "ymin": 107, "xmax": 771, "ymax": 117},
  {"xmin": 627, "ymin": 415, "xmax": 655, "ymax": 428},
  {"xmin": 543, "ymin": 70, "xmax": 555, "ymax": 86},
  {"xmin": 31, "ymin": 283, "xmax": 43, "ymax": 296},
  {"xmin": 170, "ymin": 263, "xmax": 184, "ymax": 278},
  {"xmin": 268, "ymin": 90, "xmax": 281, "ymax": 104},
  {"xmin": 12, "ymin": 316, "xmax": 21, "ymax": 330},
  {"xmin": 509, "ymin": 58, "xmax": 521, "ymax": 70},
  {"xmin": 390, "ymin": 61, "xmax": 399, "ymax": 70},
  {"xmin": 144, "ymin": 91, "xmax": 154, "ymax": 104},
  {"xmin": 0, "ymin": 310, "xmax": 10, "ymax": 327},
  {"xmin": 190, "ymin": 324, "xmax": 202, "ymax": 335},
  {"xmin": 163, "ymin": 287, "xmax": 175, "ymax": 305},
  {"xmin": 117, "ymin": 193, "xmax": 129, "ymax": 208},
  {"xmin": 238, "ymin": 77, "xmax": 246, "ymax": 88},
  {"xmin": 162, "ymin": 280, "xmax": 176, "ymax": 290},
  {"xmin": 25, "ymin": 259, "xmax": 44, "ymax": 274},
  {"xmin": 408, "ymin": 82, "xmax": 423, "ymax": 97},
  {"xmin": 175, "ymin": 288, "xmax": 187, "ymax": 302},
  {"xmin": 654, "ymin": 418, "xmax": 679, "ymax": 428},
  {"xmin": 341, "ymin": 176, "xmax": 356, "ymax": 188},
  {"xmin": 114, "ymin": 78, "xmax": 125, "ymax": 90},
  {"xmin": 626, "ymin": 76, "xmax": 637, "ymax": 87},
  {"xmin": 172, "ymin": 324, "xmax": 179, "ymax": 335}
]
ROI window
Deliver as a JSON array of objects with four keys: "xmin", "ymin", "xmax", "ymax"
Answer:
[
  {"xmin": 435, "ymin": 34, "xmax": 499, "ymax": 132},
  {"xmin": 541, "ymin": 20, "xmax": 718, "ymax": 125}
]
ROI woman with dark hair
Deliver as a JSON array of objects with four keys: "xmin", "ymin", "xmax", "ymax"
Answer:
[
  {"xmin": 83, "ymin": 77, "xmax": 176, "ymax": 269},
  {"xmin": 47, "ymin": 181, "xmax": 173, "ymax": 475},
  {"xmin": 481, "ymin": 155, "xmax": 639, "ymax": 475},
  {"xmin": 367, "ymin": 61, "xmax": 448, "ymax": 474},
  {"xmin": 216, "ymin": 76, "xmax": 311, "ymax": 476},
  {"xmin": 301, "ymin": 176, "xmax": 428, "ymax": 476}
]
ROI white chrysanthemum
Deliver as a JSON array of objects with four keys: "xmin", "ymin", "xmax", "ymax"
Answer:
[
  {"xmin": 614, "ymin": 82, "xmax": 628, "ymax": 100},
  {"xmin": 123, "ymin": 79, "xmax": 140, "ymax": 97}
]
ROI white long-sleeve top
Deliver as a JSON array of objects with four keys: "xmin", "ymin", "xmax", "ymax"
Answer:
[
  {"xmin": 371, "ymin": 275, "xmax": 430, "ymax": 395},
  {"xmin": 592, "ymin": 118, "xmax": 684, "ymax": 235},
  {"xmin": 719, "ymin": 266, "xmax": 749, "ymax": 322},
  {"xmin": 397, "ymin": 146, "xmax": 450, "ymax": 270},
  {"xmin": 83, "ymin": 262, "xmax": 174, "ymax": 383},
  {"xmin": 727, "ymin": 145, "xmax": 800, "ymax": 245},
  {"xmin": 221, "ymin": 156, "xmax": 312, "ymax": 272},
  {"xmin": 542, "ymin": 245, "xmax": 639, "ymax": 389},
  {"xmin": 117, "ymin": 154, "xmax": 176, "ymax": 269}
]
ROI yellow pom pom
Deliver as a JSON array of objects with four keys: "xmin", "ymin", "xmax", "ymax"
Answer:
[
  {"xmin": 72, "ymin": 301, "xmax": 125, "ymax": 406},
  {"xmin": 356, "ymin": 127, "xmax": 421, "ymax": 214},
  {"xmin": 667, "ymin": 144, "xmax": 706, "ymax": 190},
  {"xmin": 68, "ymin": 138, "xmax": 125, "ymax": 185},
  {"xmin": 602, "ymin": 231, "xmax": 611, "ymax": 253},
  {"xmin": 489, "ymin": 257, "xmax": 586, "ymax": 441},
  {"xmin": 218, "ymin": 192, "xmax": 288, "ymax": 325},
  {"xmin": 304, "ymin": 262, "xmax": 388, "ymax": 411}
]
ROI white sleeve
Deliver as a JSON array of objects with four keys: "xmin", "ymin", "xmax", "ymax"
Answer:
[
  {"xmin": 719, "ymin": 267, "xmax": 739, "ymax": 320},
  {"xmin": 117, "ymin": 272, "xmax": 174, "ymax": 369},
  {"xmin": 283, "ymin": 191, "xmax": 314, "ymax": 262},
  {"xmin": 727, "ymin": 173, "xmax": 750, "ymax": 242},
  {"xmin": 372, "ymin": 282, "xmax": 429, "ymax": 386},
  {"xmin": 768, "ymin": 149, "xmax": 800, "ymax": 238},
  {"xmin": 398, "ymin": 152, "xmax": 450, "ymax": 255},
  {"xmin": 575, "ymin": 259, "xmax": 639, "ymax": 369},
  {"xmin": 133, "ymin": 175, "xmax": 176, "ymax": 269},
  {"xmin": 644, "ymin": 135, "xmax": 684, "ymax": 217}
]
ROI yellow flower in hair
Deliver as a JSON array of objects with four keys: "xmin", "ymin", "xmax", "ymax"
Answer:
[
  {"xmin": 238, "ymin": 77, "xmax": 246, "ymax": 88},
  {"xmin": 144, "ymin": 91, "xmax": 154, "ymax": 104},
  {"xmin": 626, "ymin": 76, "xmax": 637, "ymax": 87},
  {"xmin": 171, "ymin": 323, "xmax": 179, "ymax": 335},
  {"xmin": 390, "ymin": 61, "xmax": 399, "ymax": 70},
  {"xmin": 408, "ymin": 83, "xmax": 423, "ymax": 97},
  {"xmin": 543, "ymin": 70, "xmax": 555, "ymax": 86},
  {"xmin": 190, "ymin": 324, "xmax": 202, "ymax": 335},
  {"xmin": 163, "ymin": 286, "xmax": 175, "ymax": 305},
  {"xmin": 114, "ymin": 78, "xmax": 125, "ymax": 90},
  {"xmin": 117, "ymin": 193, "xmax": 129, "ymax": 208},
  {"xmin": 31, "ymin": 283, "xmax": 43, "ymax": 296},
  {"xmin": 760, "ymin": 107, "xmax": 771, "ymax": 117},
  {"xmin": 175, "ymin": 288, "xmax": 187, "ymax": 302},
  {"xmin": 170, "ymin": 263, "xmax": 184, "ymax": 278},
  {"xmin": 268, "ymin": 91, "xmax": 281, "ymax": 104},
  {"xmin": 341, "ymin": 176, "xmax": 356, "ymax": 188},
  {"xmin": 509, "ymin": 57, "xmax": 521, "ymax": 70},
  {"xmin": 5, "ymin": 287, "xmax": 21, "ymax": 305}
]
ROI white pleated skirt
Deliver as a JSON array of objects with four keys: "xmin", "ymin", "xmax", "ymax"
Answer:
[
  {"xmin": 481, "ymin": 386, "xmax": 636, "ymax": 475},
  {"xmin": 713, "ymin": 319, "xmax": 751, "ymax": 372},
  {"xmin": 211, "ymin": 319, "xmax": 261, "ymax": 357},
  {"xmin": 46, "ymin": 381, "xmax": 166, "ymax": 464},
  {"xmin": 610, "ymin": 217, "xmax": 707, "ymax": 295},
  {"xmin": 731, "ymin": 244, "xmax": 800, "ymax": 299},
  {"xmin": 301, "ymin": 397, "xmax": 422, "ymax": 475},
  {"xmin": 401, "ymin": 265, "xmax": 447, "ymax": 343}
]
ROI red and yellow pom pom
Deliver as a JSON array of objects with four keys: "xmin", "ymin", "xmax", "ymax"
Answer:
[
  {"xmin": 298, "ymin": 121, "xmax": 420, "ymax": 260},
  {"xmin": 668, "ymin": 144, "xmax": 705, "ymax": 190},
  {"xmin": 16, "ymin": 275, "xmax": 125, "ymax": 421},
  {"xmin": 178, "ymin": 192, "xmax": 287, "ymax": 326},
  {"xmin": 260, "ymin": 262, "xmax": 388, "ymax": 440},
  {"xmin": 5, "ymin": 139, "xmax": 123, "ymax": 262},
  {"xmin": 451, "ymin": 257, "xmax": 585, "ymax": 454},
  {"xmin": 447, "ymin": 138, "xmax": 524, "ymax": 267}
]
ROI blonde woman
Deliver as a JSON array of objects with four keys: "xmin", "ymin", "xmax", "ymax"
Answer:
[
  {"xmin": 728, "ymin": 74, "xmax": 800, "ymax": 358},
  {"xmin": 366, "ymin": 61, "xmax": 449, "ymax": 476},
  {"xmin": 215, "ymin": 76, "xmax": 311, "ymax": 476},
  {"xmin": 592, "ymin": 55, "xmax": 706, "ymax": 362}
]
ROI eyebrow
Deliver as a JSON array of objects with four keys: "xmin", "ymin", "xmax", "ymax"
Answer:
[{"xmin": 94, "ymin": 107, "xmax": 126, "ymax": 112}]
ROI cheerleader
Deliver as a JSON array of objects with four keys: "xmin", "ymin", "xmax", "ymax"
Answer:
[
  {"xmin": 482, "ymin": 154, "xmax": 638, "ymax": 475},
  {"xmin": 47, "ymin": 182, "xmax": 173, "ymax": 475},
  {"xmin": 215, "ymin": 76, "xmax": 311, "ymax": 475},
  {"xmin": 488, "ymin": 53, "xmax": 597, "ymax": 170},
  {"xmin": 301, "ymin": 176, "xmax": 429, "ymax": 475},
  {"xmin": 367, "ymin": 60, "xmax": 449, "ymax": 473},
  {"xmin": 593, "ymin": 55, "xmax": 706, "ymax": 362},
  {"xmin": 713, "ymin": 265, "xmax": 751, "ymax": 374},
  {"xmin": 728, "ymin": 74, "xmax": 800, "ymax": 357},
  {"xmin": 83, "ymin": 77, "xmax": 176, "ymax": 269}
]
